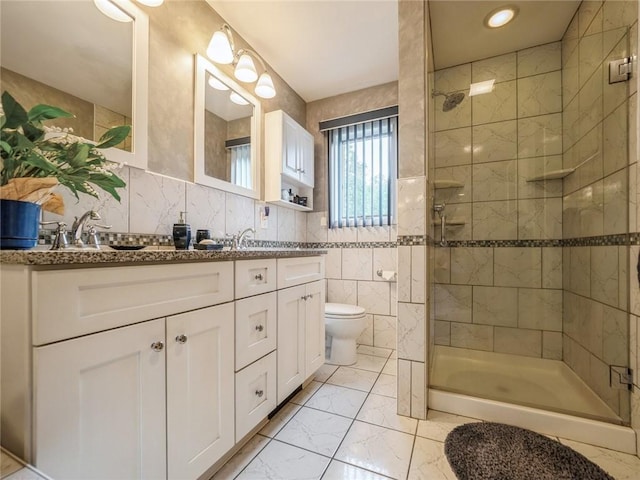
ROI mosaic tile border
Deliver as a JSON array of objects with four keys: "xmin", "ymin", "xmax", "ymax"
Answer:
[{"xmin": 38, "ymin": 230, "xmax": 639, "ymax": 249}]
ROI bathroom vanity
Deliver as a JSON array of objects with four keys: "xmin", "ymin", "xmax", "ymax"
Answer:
[{"xmin": 0, "ymin": 249, "xmax": 325, "ymax": 480}]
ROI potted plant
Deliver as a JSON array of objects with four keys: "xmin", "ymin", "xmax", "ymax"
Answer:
[{"xmin": 0, "ymin": 91, "xmax": 129, "ymax": 249}]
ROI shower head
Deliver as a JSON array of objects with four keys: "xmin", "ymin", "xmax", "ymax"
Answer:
[{"xmin": 432, "ymin": 90, "xmax": 465, "ymax": 112}]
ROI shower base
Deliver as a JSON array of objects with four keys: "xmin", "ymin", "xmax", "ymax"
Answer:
[{"xmin": 429, "ymin": 345, "xmax": 635, "ymax": 454}]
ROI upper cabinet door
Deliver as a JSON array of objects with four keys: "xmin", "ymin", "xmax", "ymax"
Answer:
[
  {"xmin": 282, "ymin": 113, "xmax": 301, "ymax": 181},
  {"xmin": 167, "ymin": 303, "xmax": 235, "ymax": 480},
  {"xmin": 298, "ymin": 128, "xmax": 315, "ymax": 188},
  {"xmin": 34, "ymin": 319, "xmax": 166, "ymax": 480}
]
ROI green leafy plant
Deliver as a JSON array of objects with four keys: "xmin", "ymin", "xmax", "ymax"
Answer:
[{"xmin": 0, "ymin": 90, "xmax": 128, "ymax": 209}]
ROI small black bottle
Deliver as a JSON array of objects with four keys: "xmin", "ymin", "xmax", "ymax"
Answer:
[{"xmin": 173, "ymin": 211, "xmax": 191, "ymax": 250}]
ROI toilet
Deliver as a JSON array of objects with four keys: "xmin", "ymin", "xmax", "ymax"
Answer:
[{"xmin": 324, "ymin": 303, "xmax": 366, "ymax": 365}]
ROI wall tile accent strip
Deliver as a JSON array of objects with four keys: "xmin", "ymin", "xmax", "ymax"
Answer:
[{"xmin": 397, "ymin": 235, "xmax": 429, "ymax": 246}]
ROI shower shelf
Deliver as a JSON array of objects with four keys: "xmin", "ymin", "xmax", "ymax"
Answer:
[
  {"xmin": 432, "ymin": 217, "xmax": 466, "ymax": 226},
  {"xmin": 434, "ymin": 179, "xmax": 464, "ymax": 189},
  {"xmin": 525, "ymin": 151, "xmax": 600, "ymax": 182}
]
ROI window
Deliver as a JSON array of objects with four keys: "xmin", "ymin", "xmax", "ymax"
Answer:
[
  {"xmin": 227, "ymin": 138, "xmax": 251, "ymax": 189},
  {"xmin": 323, "ymin": 107, "xmax": 398, "ymax": 228}
]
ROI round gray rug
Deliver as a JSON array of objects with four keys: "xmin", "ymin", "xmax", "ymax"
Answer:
[{"xmin": 444, "ymin": 422, "xmax": 614, "ymax": 480}]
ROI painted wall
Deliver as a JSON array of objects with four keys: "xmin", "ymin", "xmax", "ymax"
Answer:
[{"xmin": 4, "ymin": 1, "xmax": 309, "ymax": 244}]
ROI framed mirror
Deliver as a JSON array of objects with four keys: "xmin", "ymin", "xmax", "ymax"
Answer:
[
  {"xmin": 0, "ymin": 0, "xmax": 149, "ymax": 170},
  {"xmin": 194, "ymin": 54, "xmax": 261, "ymax": 199}
]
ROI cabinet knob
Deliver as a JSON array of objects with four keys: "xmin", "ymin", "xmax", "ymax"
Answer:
[
  {"xmin": 175, "ymin": 334, "xmax": 188, "ymax": 344},
  {"xmin": 254, "ymin": 273, "xmax": 263, "ymax": 281},
  {"xmin": 255, "ymin": 389, "xmax": 264, "ymax": 398},
  {"xmin": 255, "ymin": 324, "xmax": 264, "ymax": 332},
  {"xmin": 150, "ymin": 341, "xmax": 164, "ymax": 352},
  {"xmin": 301, "ymin": 295, "xmax": 307, "ymax": 301}
]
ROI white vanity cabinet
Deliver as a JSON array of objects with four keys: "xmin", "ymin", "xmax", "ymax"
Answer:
[
  {"xmin": 34, "ymin": 318, "xmax": 167, "ymax": 480},
  {"xmin": 265, "ymin": 109, "xmax": 314, "ymax": 211},
  {"xmin": 2, "ymin": 261, "xmax": 235, "ymax": 480},
  {"xmin": 276, "ymin": 257, "xmax": 325, "ymax": 404},
  {"xmin": 234, "ymin": 259, "xmax": 279, "ymax": 442}
]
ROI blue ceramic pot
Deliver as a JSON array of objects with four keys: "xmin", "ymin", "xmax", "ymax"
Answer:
[{"xmin": 0, "ymin": 199, "xmax": 41, "ymax": 249}]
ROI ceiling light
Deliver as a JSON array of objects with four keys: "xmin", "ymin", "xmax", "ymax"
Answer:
[
  {"xmin": 485, "ymin": 6, "xmax": 518, "ymax": 28},
  {"xmin": 230, "ymin": 91, "xmax": 250, "ymax": 106},
  {"xmin": 234, "ymin": 54, "xmax": 258, "ymax": 83},
  {"xmin": 469, "ymin": 79, "xmax": 495, "ymax": 96},
  {"xmin": 93, "ymin": 0, "xmax": 132, "ymax": 22},
  {"xmin": 208, "ymin": 75, "xmax": 229, "ymax": 91},
  {"xmin": 207, "ymin": 24, "xmax": 277, "ymax": 99},
  {"xmin": 136, "ymin": 0, "xmax": 163, "ymax": 5},
  {"xmin": 207, "ymin": 28, "xmax": 234, "ymax": 65},
  {"xmin": 255, "ymin": 73, "xmax": 276, "ymax": 99}
]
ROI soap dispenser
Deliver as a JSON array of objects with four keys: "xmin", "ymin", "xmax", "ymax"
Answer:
[{"xmin": 173, "ymin": 211, "xmax": 191, "ymax": 250}]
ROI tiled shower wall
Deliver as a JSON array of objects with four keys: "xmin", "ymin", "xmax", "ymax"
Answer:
[
  {"xmin": 562, "ymin": 0, "xmax": 637, "ymax": 420},
  {"xmin": 306, "ymin": 83, "xmax": 399, "ymax": 350},
  {"xmin": 432, "ymin": 42, "xmax": 564, "ymax": 358}
]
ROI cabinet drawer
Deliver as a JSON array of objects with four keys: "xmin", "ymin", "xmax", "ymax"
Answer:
[
  {"xmin": 235, "ymin": 351, "xmax": 277, "ymax": 442},
  {"xmin": 235, "ymin": 259, "xmax": 277, "ymax": 299},
  {"xmin": 277, "ymin": 256, "xmax": 325, "ymax": 289},
  {"xmin": 32, "ymin": 262, "xmax": 233, "ymax": 345},
  {"xmin": 235, "ymin": 292, "xmax": 277, "ymax": 371}
]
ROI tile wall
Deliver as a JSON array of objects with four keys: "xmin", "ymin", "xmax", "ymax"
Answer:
[
  {"xmin": 306, "ymin": 82, "xmax": 399, "ymax": 351},
  {"xmin": 432, "ymin": 42, "xmax": 564, "ymax": 359},
  {"xmin": 562, "ymin": 0, "xmax": 637, "ymax": 420},
  {"xmin": 395, "ymin": 0, "xmax": 431, "ymax": 419}
]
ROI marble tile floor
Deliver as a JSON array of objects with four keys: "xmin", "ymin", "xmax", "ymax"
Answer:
[
  {"xmin": 213, "ymin": 345, "xmax": 640, "ymax": 480},
  {"xmin": 2, "ymin": 344, "xmax": 638, "ymax": 480}
]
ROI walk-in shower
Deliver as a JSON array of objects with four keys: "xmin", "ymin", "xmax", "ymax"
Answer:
[{"xmin": 427, "ymin": 0, "xmax": 635, "ymax": 442}]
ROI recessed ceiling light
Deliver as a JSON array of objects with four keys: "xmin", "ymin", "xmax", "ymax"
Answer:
[{"xmin": 484, "ymin": 6, "xmax": 518, "ymax": 28}]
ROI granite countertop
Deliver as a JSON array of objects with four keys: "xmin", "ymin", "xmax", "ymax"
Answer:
[{"xmin": 0, "ymin": 247, "xmax": 327, "ymax": 266}]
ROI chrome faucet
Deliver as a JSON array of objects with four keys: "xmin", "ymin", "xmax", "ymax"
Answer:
[
  {"xmin": 72, "ymin": 210, "xmax": 101, "ymax": 247},
  {"xmin": 232, "ymin": 227, "xmax": 255, "ymax": 250}
]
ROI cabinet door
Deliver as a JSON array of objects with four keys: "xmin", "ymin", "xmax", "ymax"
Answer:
[
  {"xmin": 34, "ymin": 319, "xmax": 166, "ymax": 480},
  {"xmin": 305, "ymin": 280, "xmax": 325, "ymax": 377},
  {"xmin": 277, "ymin": 285, "xmax": 306, "ymax": 404},
  {"xmin": 282, "ymin": 114, "xmax": 300, "ymax": 181},
  {"xmin": 167, "ymin": 303, "xmax": 234, "ymax": 480},
  {"xmin": 298, "ymin": 128, "xmax": 315, "ymax": 188}
]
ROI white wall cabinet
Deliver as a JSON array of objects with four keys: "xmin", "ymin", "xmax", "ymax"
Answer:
[{"xmin": 265, "ymin": 109, "xmax": 314, "ymax": 211}]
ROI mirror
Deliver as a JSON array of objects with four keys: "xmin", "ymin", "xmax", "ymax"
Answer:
[
  {"xmin": 194, "ymin": 54, "xmax": 261, "ymax": 199},
  {"xmin": 0, "ymin": 0, "xmax": 149, "ymax": 170}
]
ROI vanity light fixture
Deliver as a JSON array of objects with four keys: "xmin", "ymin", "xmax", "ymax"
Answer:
[
  {"xmin": 484, "ymin": 5, "xmax": 518, "ymax": 28},
  {"xmin": 94, "ymin": 0, "xmax": 163, "ymax": 22},
  {"xmin": 206, "ymin": 24, "xmax": 277, "ymax": 99},
  {"xmin": 229, "ymin": 91, "xmax": 250, "ymax": 106}
]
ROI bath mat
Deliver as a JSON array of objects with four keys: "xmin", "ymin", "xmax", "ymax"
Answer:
[{"xmin": 444, "ymin": 422, "xmax": 613, "ymax": 480}]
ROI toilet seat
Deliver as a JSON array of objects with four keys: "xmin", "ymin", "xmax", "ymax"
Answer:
[{"xmin": 325, "ymin": 303, "xmax": 366, "ymax": 319}]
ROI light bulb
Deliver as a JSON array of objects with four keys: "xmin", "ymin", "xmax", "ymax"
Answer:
[
  {"xmin": 207, "ymin": 31, "xmax": 234, "ymax": 64},
  {"xmin": 230, "ymin": 91, "xmax": 249, "ymax": 106},
  {"xmin": 94, "ymin": 0, "xmax": 132, "ymax": 22},
  {"xmin": 208, "ymin": 75, "xmax": 229, "ymax": 91},
  {"xmin": 234, "ymin": 54, "xmax": 258, "ymax": 83},
  {"xmin": 485, "ymin": 6, "xmax": 518, "ymax": 28},
  {"xmin": 255, "ymin": 73, "xmax": 276, "ymax": 99},
  {"xmin": 136, "ymin": 0, "xmax": 163, "ymax": 6}
]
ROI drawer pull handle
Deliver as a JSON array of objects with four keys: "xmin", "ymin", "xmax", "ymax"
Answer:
[
  {"xmin": 255, "ymin": 324, "xmax": 264, "ymax": 332},
  {"xmin": 151, "ymin": 341, "xmax": 164, "ymax": 352},
  {"xmin": 254, "ymin": 273, "xmax": 264, "ymax": 281},
  {"xmin": 255, "ymin": 389, "xmax": 264, "ymax": 398},
  {"xmin": 176, "ymin": 334, "xmax": 188, "ymax": 344}
]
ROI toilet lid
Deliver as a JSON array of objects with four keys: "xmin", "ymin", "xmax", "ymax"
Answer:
[{"xmin": 325, "ymin": 303, "xmax": 366, "ymax": 318}]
